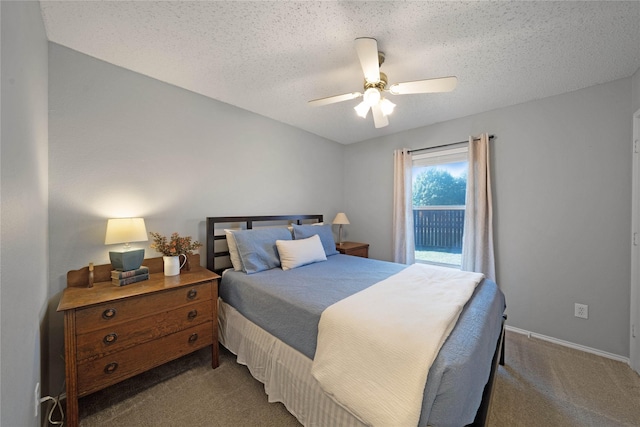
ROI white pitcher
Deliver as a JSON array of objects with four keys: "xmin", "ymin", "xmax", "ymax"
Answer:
[{"xmin": 163, "ymin": 254, "xmax": 187, "ymax": 276}]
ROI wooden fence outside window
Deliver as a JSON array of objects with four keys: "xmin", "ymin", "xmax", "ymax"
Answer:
[{"xmin": 413, "ymin": 206, "xmax": 465, "ymax": 251}]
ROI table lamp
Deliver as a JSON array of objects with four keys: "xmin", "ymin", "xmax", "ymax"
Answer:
[
  {"xmin": 332, "ymin": 212, "xmax": 350, "ymax": 245},
  {"xmin": 105, "ymin": 218, "xmax": 148, "ymax": 271}
]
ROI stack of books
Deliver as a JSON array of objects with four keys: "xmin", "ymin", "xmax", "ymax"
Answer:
[{"xmin": 111, "ymin": 266, "xmax": 149, "ymax": 286}]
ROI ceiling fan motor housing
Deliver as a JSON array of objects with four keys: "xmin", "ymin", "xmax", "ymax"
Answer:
[
  {"xmin": 364, "ymin": 72, "xmax": 387, "ymax": 90},
  {"xmin": 362, "ymin": 72, "xmax": 387, "ymax": 106}
]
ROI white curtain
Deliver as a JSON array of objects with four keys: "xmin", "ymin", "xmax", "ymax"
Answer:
[
  {"xmin": 461, "ymin": 133, "xmax": 496, "ymax": 281},
  {"xmin": 393, "ymin": 148, "xmax": 415, "ymax": 264}
]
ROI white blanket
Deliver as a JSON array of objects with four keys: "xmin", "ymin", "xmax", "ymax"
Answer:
[{"xmin": 311, "ymin": 264, "xmax": 484, "ymax": 427}]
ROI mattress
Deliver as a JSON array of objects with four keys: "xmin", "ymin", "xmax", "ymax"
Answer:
[{"xmin": 219, "ymin": 254, "xmax": 505, "ymax": 426}]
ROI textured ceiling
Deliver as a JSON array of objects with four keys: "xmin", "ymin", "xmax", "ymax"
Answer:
[{"xmin": 40, "ymin": 1, "xmax": 640, "ymax": 144}]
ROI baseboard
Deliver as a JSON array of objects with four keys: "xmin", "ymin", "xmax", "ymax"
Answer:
[{"xmin": 505, "ymin": 325, "xmax": 630, "ymax": 365}]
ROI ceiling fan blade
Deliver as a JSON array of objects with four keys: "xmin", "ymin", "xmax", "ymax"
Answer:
[
  {"xmin": 308, "ymin": 92, "xmax": 362, "ymax": 107},
  {"xmin": 355, "ymin": 37, "xmax": 380, "ymax": 83},
  {"xmin": 371, "ymin": 103, "xmax": 389, "ymax": 128},
  {"xmin": 388, "ymin": 76, "xmax": 458, "ymax": 95}
]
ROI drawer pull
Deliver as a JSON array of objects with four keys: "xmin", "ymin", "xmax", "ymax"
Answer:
[
  {"xmin": 188, "ymin": 333, "xmax": 198, "ymax": 343},
  {"xmin": 187, "ymin": 289, "xmax": 198, "ymax": 300},
  {"xmin": 103, "ymin": 333, "xmax": 118, "ymax": 345},
  {"xmin": 104, "ymin": 362, "xmax": 119, "ymax": 374},
  {"xmin": 187, "ymin": 310, "xmax": 198, "ymax": 320},
  {"xmin": 102, "ymin": 308, "xmax": 117, "ymax": 320}
]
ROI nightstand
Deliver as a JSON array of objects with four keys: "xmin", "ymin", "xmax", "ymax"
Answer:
[
  {"xmin": 336, "ymin": 241, "xmax": 369, "ymax": 258},
  {"xmin": 57, "ymin": 254, "xmax": 219, "ymax": 427}
]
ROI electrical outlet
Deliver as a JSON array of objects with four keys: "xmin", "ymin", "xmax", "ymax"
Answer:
[
  {"xmin": 34, "ymin": 382, "xmax": 40, "ymax": 417},
  {"xmin": 575, "ymin": 303, "xmax": 588, "ymax": 319}
]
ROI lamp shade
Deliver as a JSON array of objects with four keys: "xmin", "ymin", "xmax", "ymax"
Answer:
[
  {"xmin": 333, "ymin": 213, "xmax": 350, "ymax": 225},
  {"xmin": 354, "ymin": 101, "xmax": 370, "ymax": 118},
  {"xmin": 363, "ymin": 87, "xmax": 381, "ymax": 107},
  {"xmin": 380, "ymin": 98, "xmax": 396, "ymax": 116},
  {"xmin": 105, "ymin": 218, "xmax": 148, "ymax": 245}
]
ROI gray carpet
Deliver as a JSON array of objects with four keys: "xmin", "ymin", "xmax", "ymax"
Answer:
[
  {"xmin": 75, "ymin": 331, "xmax": 640, "ymax": 426},
  {"xmin": 489, "ymin": 331, "xmax": 640, "ymax": 427}
]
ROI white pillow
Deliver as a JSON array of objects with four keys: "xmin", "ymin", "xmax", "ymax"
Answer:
[
  {"xmin": 276, "ymin": 234, "xmax": 327, "ymax": 271},
  {"xmin": 224, "ymin": 229, "xmax": 243, "ymax": 271}
]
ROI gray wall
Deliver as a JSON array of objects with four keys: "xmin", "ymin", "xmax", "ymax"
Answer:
[
  {"xmin": 344, "ymin": 78, "xmax": 633, "ymax": 357},
  {"xmin": 633, "ymin": 67, "xmax": 640, "ymax": 113},
  {"xmin": 632, "ymin": 67, "xmax": 640, "ymax": 370},
  {"xmin": 47, "ymin": 43, "xmax": 345, "ymax": 394},
  {"xmin": 1, "ymin": 1, "xmax": 49, "ymax": 426}
]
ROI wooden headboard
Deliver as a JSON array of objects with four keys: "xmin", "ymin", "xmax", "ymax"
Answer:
[{"xmin": 206, "ymin": 214, "xmax": 324, "ymax": 274}]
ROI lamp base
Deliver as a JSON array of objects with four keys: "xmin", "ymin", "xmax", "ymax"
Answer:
[{"xmin": 109, "ymin": 249, "xmax": 145, "ymax": 271}]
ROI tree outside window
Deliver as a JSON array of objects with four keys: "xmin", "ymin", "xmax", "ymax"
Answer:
[{"xmin": 413, "ymin": 166, "xmax": 466, "ymax": 207}]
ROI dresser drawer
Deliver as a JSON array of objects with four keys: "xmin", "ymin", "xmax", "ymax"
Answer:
[
  {"xmin": 336, "ymin": 242, "xmax": 369, "ymax": 258},
  {"xmin": 76, "ymin": 321, "xmax": 213, "ymax": 396},
  {"xmin": 75, "ymin": 282, "xmax": 213, "ymax": 334},
  {"xmin": 347, "ymin": 247, "xmax": 368, "ymax": 258},
  {"xmin": 76, "ymin": 299, "xmax": 213, "ymax": 362}
]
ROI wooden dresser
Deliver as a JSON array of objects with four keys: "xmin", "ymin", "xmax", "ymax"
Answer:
[
  {"xmin": 57, "ymin": 254, "xmax": 219, "ymax": 427},
  {"xmin": 336, "ymin": 241, "xmax": 369, "ymax": 258}
]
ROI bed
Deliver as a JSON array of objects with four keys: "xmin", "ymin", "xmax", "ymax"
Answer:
[{"xmin": 206, "ymin": 215, "xmax": 506, "ymax": 427}]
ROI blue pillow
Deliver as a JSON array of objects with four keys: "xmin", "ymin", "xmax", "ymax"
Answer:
[
  {"xmin": 233, "ymin": 227, "xmax": 292, "ymax": 274},
  {"xmin": 292, "ymin": 224, "xmax": 338, "ymax": 256}
]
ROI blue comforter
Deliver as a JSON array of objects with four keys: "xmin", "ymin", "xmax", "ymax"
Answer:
[{"xmin": 220, "ymin": 254, "xmax": 505, "ymax": 427}]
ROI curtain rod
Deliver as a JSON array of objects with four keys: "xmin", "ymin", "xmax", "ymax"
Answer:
[{"xmin": 408, "ymin": 134, "xmax": 495, "ymax": 154}]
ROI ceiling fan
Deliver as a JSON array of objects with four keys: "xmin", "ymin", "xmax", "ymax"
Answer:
[{"xmin": 308, "ymin": 37, "xmax": 457, "ymax": 129}]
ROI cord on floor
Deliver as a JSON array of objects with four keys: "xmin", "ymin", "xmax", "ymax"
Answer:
[{"xmin": 40, "ymin": 393, "xmax": 64, "ymax": 426}]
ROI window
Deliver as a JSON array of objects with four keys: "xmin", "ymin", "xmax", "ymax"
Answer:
[{"xmin": 412, "ymin": 146, "xmax": 468, "ymax": 267}]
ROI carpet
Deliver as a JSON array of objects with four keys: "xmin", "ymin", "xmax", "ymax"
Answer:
[{"xmin": 75, "ymin": 331, "xmax": 640, "ymax": 426}]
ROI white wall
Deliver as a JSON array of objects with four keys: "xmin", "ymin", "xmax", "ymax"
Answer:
[
  {"xmin": 47, "ymin": 43, "xmax": 345, "ymax": 393},
  {"xmin": 344, "ymin": 78, "xmax": 633, "ymax": 357},
  {"xmin": 1, "ymin": 1, "xmax": 49, "ymax": 426}
]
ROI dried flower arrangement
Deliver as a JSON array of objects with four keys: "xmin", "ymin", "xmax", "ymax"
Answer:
[{"xmin": 149, "ymin": 232, "xmax": 202, "ymax": 257}]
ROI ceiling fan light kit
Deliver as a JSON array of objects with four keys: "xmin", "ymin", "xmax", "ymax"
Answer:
[
  {"xmin": 354, "ymin": 101, "xmax": 370, "ymax": 118},
  {"xmin": 309, "ymin": 37, "xmax": 457, "ymax": 129},
  {"xmin": 363, "ymin": 87, "xmax": 381, "ymax": 106},
  {"xmin": 380, "ymin": 98, "xmax": 396, "ymax": 116}
]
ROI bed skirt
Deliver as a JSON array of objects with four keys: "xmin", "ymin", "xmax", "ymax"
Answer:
[{"xmin": 218, "ymin": 298, "xmax": 368, "ymax": 427}]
